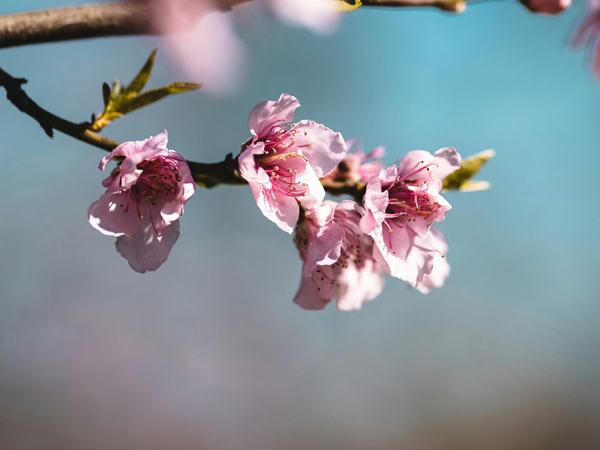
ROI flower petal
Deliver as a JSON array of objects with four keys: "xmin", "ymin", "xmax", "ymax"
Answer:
[
  {"xmin": 303, "ymin": 223, "xmax": 344, "ymax": 275},
  {"xmin": 115, "ymin": 218, "xmax": 181, "ymax": 273},
  {"xmin": 296, "ymin": 164, "xmax": 325, "ymax": 210},
  {"xmin": 88, "ymin": 192, "xmax": 143, "ymax": 237},
  {"xmin": 336, "ymin": 258, "xmax": 385, "ymax": 311},
  {"xmin": 238, "ymin": 142, "xmax": 270, "ymax": 185},
  {"xmin": 416, "ymin": 227, "xmax": 450, "ymax": 294},
  {"xmin": 293, "ymin": 120, "xmax": 346, "ymax": 177},
  {"xmin": 293, "ymin": 273, "xmax": 332, "ymax": 310},
  {"xmin": 248, "ymin": 93, "xmax": 300, "ymax": 139},
  {"xmin": 398, "ymin": 148, "xmax": 461, "ymax": 191}
]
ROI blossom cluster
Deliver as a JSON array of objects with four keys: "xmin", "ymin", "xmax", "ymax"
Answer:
[{"xmin": 88, "ymin": 93, "xmax": 461, "ymax": 310}]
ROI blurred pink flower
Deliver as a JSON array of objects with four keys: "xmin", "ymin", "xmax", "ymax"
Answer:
[
  {"xmin": 88, "ymin": 131, "xmax": 196, "ymax": 273},
  {"xmin": 293, "ymin": 201, "xmax": 384, "ymax": 311},
  {"xmin": 322, "ymin": 138, "xmax": 385, "ymax": 185},
  {"xmin": 238, "ymin": 93, "xmax": 346, "ymax": 233},
  {"xmin": 145, "ymin": 0, "xmax": 247, "ymax": 96},
  {"xmin": 270, "ymin": 0, "xmax": 342, "ymax": 34},
  {"xmin": 360, "ymin": 148, "xmax": 461, "ymax": 289},
  {"xmin": 573, "ymin": 0, "xmax": 600, "ymax": 78},
  {"xmin": 518, "ymin": 0, "xmax": 571, "ymax": 14},
  {"xmin": 144, "ymin": 0, "xmax": 341, "ymax": 95}
]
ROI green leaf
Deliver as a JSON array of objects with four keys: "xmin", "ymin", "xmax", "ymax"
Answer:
[
  {"xmin": 123, "ymin": 48, "xmax": 157, "ymax": 96},
  {"xmin": 91, "ymin": 49, "xmax": 202, "ymax": 131},
  {"xmin": 118, "ymin": 83, "xmax": 202, "ymax": 116},
  {"xmin": 442, "ymin": 149, "xmax": 495, "ymax": 192}
]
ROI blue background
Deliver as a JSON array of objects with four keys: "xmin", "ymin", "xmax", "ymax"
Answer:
[{"xmin": 1, "ymin": 0, "xmax": 599, "ymax": 448}]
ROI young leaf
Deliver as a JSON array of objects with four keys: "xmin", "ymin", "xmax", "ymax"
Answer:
[
  {"xmin": 442, "ymin": 149, "xmax": 495, "ymax": 192},
  {"xmin": 102, "ymin": 82, "xmax": 111, "ymax": 107},
  {"xmin": 118, "ymin": 83, "xmax": 202, "ymax": 116},
  {"xmin": 91, "ymin": 49, "xmax": 202, "ymax": 131},
  {"xmin": 122, "ymin": 48, "xmax": 157, "ymax": 96}
]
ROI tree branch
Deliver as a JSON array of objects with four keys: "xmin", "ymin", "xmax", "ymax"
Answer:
[
  {"xmin": 356, "ymin": 0, "xmax": 466, "ymax": 12},
  {"xmin": 0, "ymin": 66, "xmax": 363, "ymax": 197},
  {"xmin": 0, "ymin": 0, "xmax": 468, "ymax": 50},
  {"xmin": 0, "ymin": 67, "xmax": 120, "ymax": 150},
  {"xmin": 0, "ymin": 0, "xmax": 251, "ymax": 50},
  {"xmin": 0, "ymin": 2, "xmax": 153, "ymax": 49}
]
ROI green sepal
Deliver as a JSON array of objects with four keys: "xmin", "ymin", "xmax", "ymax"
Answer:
[{"xmin": 442, "ymin": 149, "xmax": 495, "ymax": 192}]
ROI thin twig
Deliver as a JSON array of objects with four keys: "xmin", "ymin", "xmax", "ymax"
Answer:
[{"xmin": 0, "ymin": 67, "xmax": 120, "ymax": 150}]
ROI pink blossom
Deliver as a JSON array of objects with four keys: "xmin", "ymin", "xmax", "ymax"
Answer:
[
  {"xmin": 573, "ymin": 0, "xmax": 600, "ymax": 78},
  {"xmin": 293, "ymin": 201, "xmax": 384, "ymax": 311},
  {"xmin": 360, "ymin": 148, "xmax": 461, "ymax": 289},
  {"xmin": 88, "ymin": 131, "xmax": 196, "ymax": 273},
  {"xmin": 518, "ymin": 0, "xmax": 571, "ymax": 14},
  {"xmin": 322, "ymin": 138, "xmax": 385, "ymax": 185},
  {"xmin": 238, "ymin": 94, "xmax": 346, "ymax": 233}
]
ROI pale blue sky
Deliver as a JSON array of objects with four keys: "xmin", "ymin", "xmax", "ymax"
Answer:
[{"xmin": 0, "ymin": 1, "xmax": 599, "ymax": 448}]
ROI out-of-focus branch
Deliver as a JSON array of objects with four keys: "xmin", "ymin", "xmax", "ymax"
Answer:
[
  {"xmin": 0, "ymin": 0, "xmax": 248, "ymax": 50},
  {"xmin": 0, "ymin": 0, "xmax": 470, "ymax": 50},
  {"xmin": 0, "ymin": 66, "xmax": 363, "ymax": 197},
  {"xmin": 0, "ymin": 3, "xmax": 153, "ymax": 49},
  {"xmin": 357, "ymin": 0, "xmax": 466, "ymax": 13}
]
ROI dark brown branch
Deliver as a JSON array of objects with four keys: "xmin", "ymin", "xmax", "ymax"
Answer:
[
  {"xmin": 0, "ymin": 66, "xmax": 362, "ymax": 196},
  {"xmin": 0, "ymin": 67, "xmax": 120, "ymax": 150}
]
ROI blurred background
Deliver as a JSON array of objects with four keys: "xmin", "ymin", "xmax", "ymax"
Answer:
[{"xmin": 1, "ymin": 0, "xmax": 600, "ymax": 448}]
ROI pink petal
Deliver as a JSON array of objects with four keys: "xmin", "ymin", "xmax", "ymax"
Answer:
[
  {"xmin": 248, "ymin": 94, "xmax": 300, "ymax": 139},
  {"xmin": 115, "ymin": 218, "xmax": 181, "ymax": 273},
  {"xmin": 360, "ymin": 170, "xmax": 389, "ymax": 230},
  {"xmin": 417, "ymin": 227, "xmax": 450, "ymax": 294},
  {"xmin": 88, "ymin": 192, "xmax": 143, "ymax": 237},
  {"xmin": 398, "ymin": 148, "xmax": 461, "ymax": 191},
  {"xmin": 238, "ymin": 142, "xmax": 271, "ymax": 185},
  {"xmin": 296, "ymin": 164, "xmax": 325, "ymax": 210},
  {"xmin": 293, "ymin": 120, "xmax": 346, "ymax": 178},
  {"xmin": 303, "ymin": 223, "xmax": 345, "ymax": 275},
  {"xmin": 251, "ymin": 184, "xmax": 299, "ymax": 234},
  {"xmin": 366, "ymin": 145, "xmax": 386, "ymax": 160},
  {"xmin": 161, "ymin": 150, "xmax": 196, "ymax": 222},
  {"xmin": 293, "ymin": 274, "xmax": 331, "ymax": 310},
  {"xmin": 371, "ymin": 224, "xmax": 437, "ymax": 287},
  {"xmin": 336, "ymin": 259, "xmax": 385, "ymax": 311}
]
